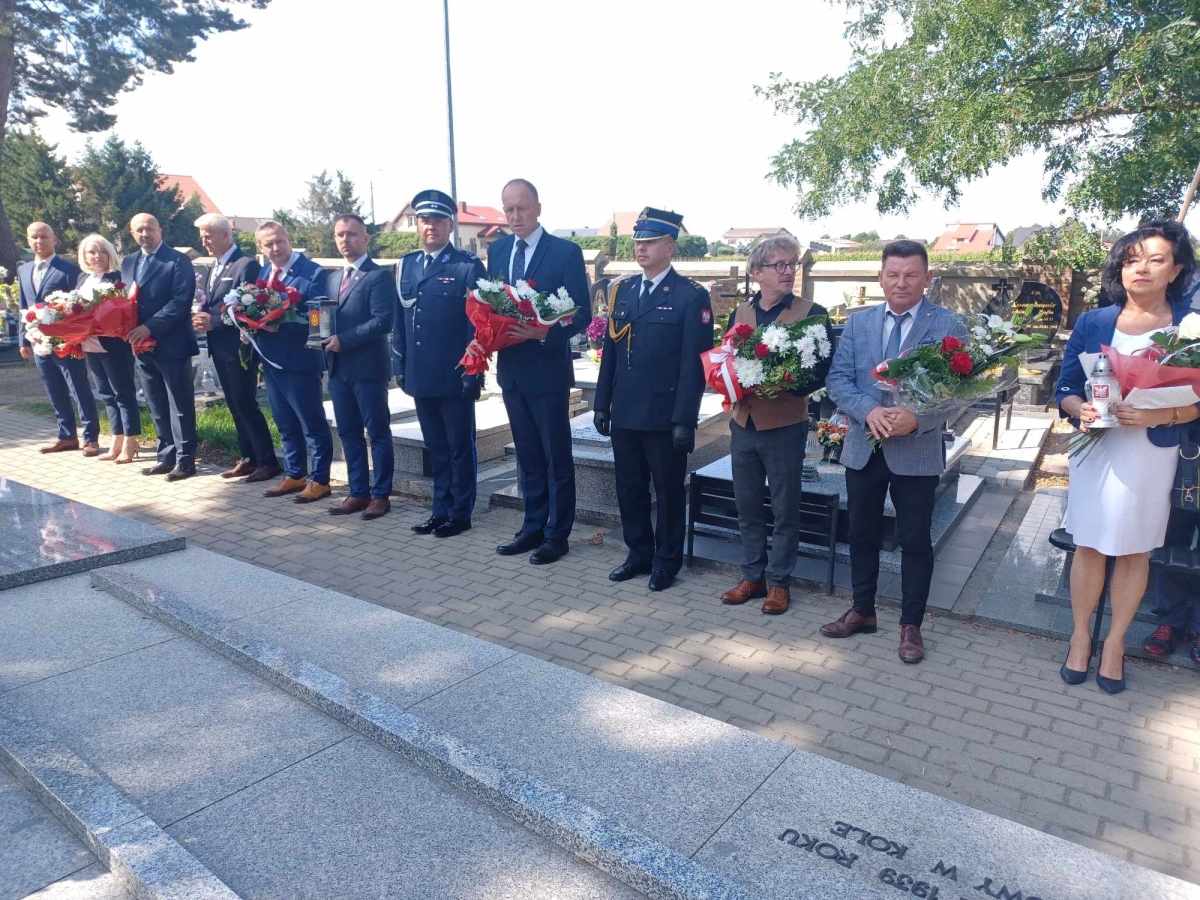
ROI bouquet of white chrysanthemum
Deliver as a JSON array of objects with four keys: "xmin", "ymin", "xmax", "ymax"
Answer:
[{"xmin": 702, "ymin": 314, "xmax": 832, "ymax": 410}]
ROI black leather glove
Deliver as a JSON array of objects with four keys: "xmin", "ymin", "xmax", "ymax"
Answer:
[
  {"xmin": 395, "ymin": 374, "xmax": 406, "ymax": 392},
  {"xmin": 593, "ymin": 410, "xmax": 611, "ymax": 436},
  {"xmin": 462, "ymin": 379, "xmax": 482, "ymax": 403},
  {"xmin": 672, "ymin": 424, "xmax": 695, "ymax": 454}
]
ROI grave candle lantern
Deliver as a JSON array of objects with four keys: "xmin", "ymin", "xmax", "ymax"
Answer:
[{"xmin": 306, "ymin": 297, "xmax": 337, "ymax": 350}]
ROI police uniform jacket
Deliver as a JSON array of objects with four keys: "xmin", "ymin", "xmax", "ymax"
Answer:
[
  {"xmin": 593, "ymin": 267, "xmax": 712, "ymax": 432},
  {"xmin": 392, "ymin": 244, "xmax": 486, "ymax": 397},
  {"xmin": 254, "ymin": 254, "xmax": 328, "ymax": 374}
]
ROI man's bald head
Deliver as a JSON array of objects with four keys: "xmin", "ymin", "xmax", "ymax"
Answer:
[
  {"xmin": 130, "ymin": 213, "xmax": 163, "ymax": 253},
  {"xmin": 26, "ymin": 222, "xmax": 56, "ymax": 260}
]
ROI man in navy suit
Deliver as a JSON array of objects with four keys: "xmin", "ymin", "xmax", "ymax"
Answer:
[
  {"xmin": 121, "ymin": 213, "xmax": 199, "ymax": 481},
  {"xmin": 252, "ymin": 221, "xmax": 334, "ymax": 504},
  {"xmin": 320, "ymin": 213, "xmax": 397, "ymax": 521},
  {"xmin": 480, "ymin": 179, "xmax": 591, "ymax": 564},
  {"xmin": 190, "ymin": 213, "xmax": 280, "ymax": 483},
  {"xmin": 393, "ymin": 190, "xmax": 487, "ymax": 538},
  {"xmin": 17, "ymin": 221, "xmax": 99, "ymax": 455}
]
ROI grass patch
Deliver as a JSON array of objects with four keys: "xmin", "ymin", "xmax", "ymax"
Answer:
[{"xmin": 15, "ymin": 398, "xmax": 282, "ymax": 467}]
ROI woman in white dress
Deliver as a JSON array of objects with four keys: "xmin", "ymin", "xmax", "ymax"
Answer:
[
  {"xmin": 77, "ymin": 234, "xmax": 140, "ymax": 463},
  {"xmin": 1055, "ymin": 221, "xmax": 1198, "ymax": 694}
]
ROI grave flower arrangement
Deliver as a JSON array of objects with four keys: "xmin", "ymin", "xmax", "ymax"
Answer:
[
  {"xmin": 31, "ymin": 282, "xmax": 155, "ymax": 355},
  {"xmin": 1067, "ymin": 312, "xmax": 1200, "ymax": 460},
  {"xmin": 222, "ymin": 277, "xmax": 302, "ymax": 332},
  {"xmin": 701, "ymin": 315, "xmax": 831, "ymax": 411},
  {"xmin": 458, "ymin": 278, "xmax": 579, "ymax": 376},
  {"xmin": 816, "ymin": 418, "xmax": 848, "ymax": 448},
  {"xmin": 22, "ymin": 290, "xmax": 80, "ymax": 357}
]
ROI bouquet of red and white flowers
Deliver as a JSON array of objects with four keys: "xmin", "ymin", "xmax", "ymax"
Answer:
[
  {"xmin": 458, "ymin": 278, "xmax": 579, "ymax": 376},
  {"xmin": 31, "ymin": 281, "xmax": 155, "ymax": 355},
  {"xmin": 23, "ymin": 290, "xmax": 83, "ymax": 357},
  {"xmin": 702, "ymin": 315, "xmax": 831, "ymax": 411},
  {"xmin": 222, "ymin": 277, "xmax": 302, "ymax": 332}
]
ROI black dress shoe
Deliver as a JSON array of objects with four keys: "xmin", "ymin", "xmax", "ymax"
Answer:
[
  {"xmin": 433, "ymin": 519, "xmax": 471, "ymax": 538},
  {"xmin": 609, "ymin": 561, "xmax": 652, "ymax": 582},
  {"xmin": 142, "ymin": 461, "xmax": 174, "ymax": 476},
  {"xmin": 529, "ymin": 540, "xmax": 569, "ymax": 565},
  {"xmin": 496, "ymin": 531, "xmax": 544, "ymax": 556},
  {"xmin": 648, "ymin": 570, "xmax": 675, "ymax": 592},
  {"xmin": 165, "ymin": 466, "xmax": 196, "ymax": 482},
  {"xmin": 411, "ymin": 516, "xmax": 448, "ymax": 535}
]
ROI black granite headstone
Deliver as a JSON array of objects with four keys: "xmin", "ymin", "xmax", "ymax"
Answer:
[{"xmin": 983, "ymin": 280, "xmax": 1062, "ymax": 340}]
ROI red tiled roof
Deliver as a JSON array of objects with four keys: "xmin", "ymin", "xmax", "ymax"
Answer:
[
  {"xmin": 931, "ymin": 222, "xmax": 1003, "ymax": 253},
  {"xmin": 456, "ymin": 203, "xmax": 507, "ymax": 226},
  {"xmin": 157, "ymin": 174, "xmax": 221, "ymax": 214}
]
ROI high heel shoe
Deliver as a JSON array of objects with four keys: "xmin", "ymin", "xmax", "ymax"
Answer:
[
  {"xmin": 1096, "ymin": 664, "xmax": 1126, "ymax": 694},
  {"xmin": 1060, "ymin": 639, "xmax": 1091, "ymax": 685}
]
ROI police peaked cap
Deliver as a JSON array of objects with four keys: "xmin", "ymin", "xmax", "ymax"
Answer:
[
  {"xmin": 412, "ymin": 189, "xmax": 456, "ymax": 219},
  {"xmin": 632, "ymin": 207, "xmax": 683, "ymax": 241}
]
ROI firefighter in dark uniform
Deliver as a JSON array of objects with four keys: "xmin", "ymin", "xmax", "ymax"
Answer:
[
  {"xmin": 593, "ymin": 208, "xmax": 712, "ymax": 591},
  {"xmin": 392, "ymin": 189, "xmax": 487, "ymax": 538}
]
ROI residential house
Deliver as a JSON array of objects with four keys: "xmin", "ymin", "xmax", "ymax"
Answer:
[
  {"xmin": 552, "ymin": 227, "xmax": 599, "ymax": 239},
  {"xmin": 808, "ymin": 237, "xmax": 863, "ymax": 254},
  {"xmin": 157, "ymin": 174, "xmax": 221, "ymax": 214},
  {"xmin": 596, "ymin": 211, "xmax": 690, "ymax": 238},
  {"xmin": 384, "ymin": 200, "xmax": 510, "ymax": 257},
  {"xmin": 722, "ymin": 226, "xmax": 793, "ymax": 252},
  {"xmin": 228, "ymin": 216, "xmax": 273, "ymax": 234},
  {"xmin": 931, "ymin": 222, "xmax": 1005, "ymax": 253},
  {"xmin": 1009, "ymin": 224, "xmax": 1046, "ymax": 249}
]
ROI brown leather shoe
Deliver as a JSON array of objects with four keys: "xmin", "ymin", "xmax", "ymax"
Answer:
[
  {"xmin": 221, "ymin": 459, "xmax": 256, "ymax": 479},
  {"xmin": 330, "ymin": 496, "xmax": 370, "ymax": 516},
  {"xmin": 294, "ymin": 482, "xmax": 332, "ymax": 504},
  {"xmin": 361, "ymin": 497, "xmax": 391, "ymax": 520},
  {"xmin": 39, "ymin": 438, "xmax": 79, "ymax": 454},
  {"xmin": 720, "ymin": 579, "xmax": 768, "ymax": 605},
  {"xmin": 264, "ymin": 476, "xmax": 307, "ymax": 498},
  {"xmin": 762, "ymin": 586, "xmax": 790, "ymax": 615},
  {"xmin": 820, "ymin": 608, "xmax": 879, "ymax": 638},
  {"xmin": 242, "ymin": 464, "xmax": 282, "ymax": 484},
  {"xmin": 82, "ymin": 442, "xmax": 101, "ymax": 457},
  {"xmin": 899, "ymin": 625, "xmax": 925, "ymax": 664}
]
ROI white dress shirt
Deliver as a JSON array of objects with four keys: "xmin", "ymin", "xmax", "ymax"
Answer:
[
  {"xmin": 881, "ymin": 298, "xmax": 923, "ymax": 353},
  {"xmin": 267, "ymin": 251, "xmax": 300, "ymax": 283},
  {"xmin": 509, "ymin": 226, "xmax": 544, "ymax": 279},
  {"xmin": 79, "ymin": 271, "xmax": 108, "ymax": 354},
  {"xmin": 209, "ymin": 244, "xmax": 238, "ymax": 289},
  {"xmin": 641, "ymin": 265, "xmax": 673, "ymax": 296}
]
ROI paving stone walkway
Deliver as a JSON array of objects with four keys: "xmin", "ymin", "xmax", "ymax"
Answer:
[{"xmin": 1, "ymin": 405, "xmax": 1197, "ymax": 885}]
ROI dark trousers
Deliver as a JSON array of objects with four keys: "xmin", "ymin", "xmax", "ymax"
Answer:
[
  {"xmin": 86, "ymin": 346, "xmax": 140, "ymax": 436},
  {"xmin": 263, "ymin": 367, "xmax": 333, "ymax": 484},
  {"xmin": 503, "ymin": 386, "xmax": 575, "ymax": 541},
  {"xmin": 731, "ymin": 419, "xmax": 806, "ymax": 587},
  {"xmin": 612, "ymin": 426, "xmax": 688, "ymax": 575},
  {"xmin": 847, "ymin": 449, "xmax": 938, "ymax": 626},
  {"xmin": 328, "ymin": 371, "xmax": 393, "ymax": 499},
  {"xmin": 136, "ymin": 354, "xmax": 197, "ymax": 469},
  {"xmin": 1155, "ymin": 506, "xmax": 1200, "ymax": 632},
  {"xmin": 209, "ymin": 337, "xmax": 277, "ymax": 468},
  {"xmin": 35, "ymin": 352, "xmax": 99, "ymax": 443},
  {"xmin": 415, "ymin": 395, "xmax": 477, "ymax": 522}
]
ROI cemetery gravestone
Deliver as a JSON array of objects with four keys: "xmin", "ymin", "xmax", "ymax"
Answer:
[{"xmin": 984, "ymin": 280, "xmax": 1063, "ymax": 343}]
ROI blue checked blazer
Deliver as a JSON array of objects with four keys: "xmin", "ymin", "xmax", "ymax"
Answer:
[{"xmin": 827, "ymin": 300, "xmax": 968, "ymax": 475}]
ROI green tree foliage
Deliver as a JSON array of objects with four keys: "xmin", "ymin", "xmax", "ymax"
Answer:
[
  {"xmin": 757, "ymin": 0, "xmax": 1200, "ymax": 222},
  {"xmin": 1014, "ymin": 218, "xmax": 1107, "ymax": 273},
  {"xmin": 73, "ymin": 137, "xmax": 200, "ymax": 252},
  {"xmin": 0, "ymin": 0, "xmax": 268, "ymax": 272},
  {"xmin": 674, "ymin": 234, "xmax": 708, "ymax": 259},
  {"xmin": 235, "ymin": 231, "xmax": 258, "ymax": 256},
  {"xmin": 374, "ymin": 231, "xmax": 421, "ymax": 258},
  {"xmin": 275, "ymin": 170, "xmax": 363, "ymax": 257},
  {"xmin": 0, "ymin": 130, "xmax": 77, "ymax": 246},
  {"xmin": 709, "ymin": 241, "xmax": 741, "ymax": 256}
]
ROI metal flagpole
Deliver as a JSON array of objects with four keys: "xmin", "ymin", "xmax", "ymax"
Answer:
[{"xmin": 443, "ymin": 0, "xmax": 460, "ymax": 248}]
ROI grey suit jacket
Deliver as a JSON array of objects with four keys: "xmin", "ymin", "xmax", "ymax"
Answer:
[{"xmin": 826, "ymin": 300, "xmax": 967, "ymax": 476}]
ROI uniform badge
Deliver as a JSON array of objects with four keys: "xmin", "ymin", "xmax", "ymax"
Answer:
[
  {"xmin": 655, "ymin": 305, "xmax": 672, "ymax": 311},
  {"xmin": 702, "ymin": 309, "xmax": 712, "ymax": 325},
  {"xmin": 441, "ymin": 253, "xmax": 450, "ymax": 263},
  {"xmin": 436, "ymin": 276, "xmax": 455, "ymax": 283}
]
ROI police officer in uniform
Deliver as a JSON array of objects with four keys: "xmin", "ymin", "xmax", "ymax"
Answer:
[
  {"xmin": 393, "ymin": 190, "xmax": 487, "ymax": 537},
  {"xmin": 593, "ymin": 209, "xmax": 712, "ymax": 591}
]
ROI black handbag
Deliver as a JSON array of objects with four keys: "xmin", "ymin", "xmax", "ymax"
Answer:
[{"xmin": 1173, "ymin": 440, "xmax": 1200, "ymax": 511}]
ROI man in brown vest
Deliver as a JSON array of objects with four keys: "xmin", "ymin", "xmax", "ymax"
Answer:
[{"xmin": 720, "ymin": 235, "xmax": 831, "ymax": 615}]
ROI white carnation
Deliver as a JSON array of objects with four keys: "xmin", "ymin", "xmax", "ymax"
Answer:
[
  {"xmin": 1178, "ymin": 312, "xmax": 1200, "ymax": 342},
  {"xmin": 971, "ymin": 325, "xmax": 989, "ymax": 340},
  {"xmin": 761, "ymin": 324, "xmax": 790, "ymax": 352},
  {"xmin": 732, "ymin": 356, "xmax": 765, "ymax": 387}
]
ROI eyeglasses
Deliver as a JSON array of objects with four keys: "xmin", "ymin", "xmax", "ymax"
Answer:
[{"xmin": 761, "ymin": 260, "xmax": 800, "ymax": 274}]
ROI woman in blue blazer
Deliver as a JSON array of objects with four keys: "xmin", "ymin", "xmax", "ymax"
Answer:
[{"xmin": 1054, "ymin": 220, "xmax": 1198, "ymax": 694}]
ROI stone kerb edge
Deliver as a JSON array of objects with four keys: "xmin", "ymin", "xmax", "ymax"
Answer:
[
  {"xmin": 0, "ymin": 709, "xmax": 242, "ymax": 900},
  {"xmin": 90, "ymin": 568, "xmax": 755, "ymax": 900}
]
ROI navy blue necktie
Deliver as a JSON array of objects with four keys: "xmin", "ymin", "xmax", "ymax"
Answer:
[
  {"xmin": 423, "ymin": 253, "xmax": 434, "ymax": 272},
  {"xmin": 512, "ymin": 239, "xmax": 528, "ymax": 283},
  {"xmin": 884, "ymin": 311, "xmax": 909, "ymax": 360}
]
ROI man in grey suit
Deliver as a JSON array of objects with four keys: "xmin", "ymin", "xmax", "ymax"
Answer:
[{"xmin": 821, "ymin": 240, "xmax": 967, "ymax": 663}]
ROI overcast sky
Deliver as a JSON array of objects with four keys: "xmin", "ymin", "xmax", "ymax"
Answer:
[{"xmin": 35, "ymin": 0, "xmax": 1107, "ymax": 243}]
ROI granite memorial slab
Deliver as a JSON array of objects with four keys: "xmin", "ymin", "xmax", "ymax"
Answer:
[
  {"xmin": 0, "ymin": 479, "xmax": 183, "ymax": 591},
  {"xmin": 0, "ymin": 761, "xmax": 95, "ymax": 900},
  {"xmin": 693, "ymin": 750, "xmax": 1200, "ymax": 900},
  {"xmin": 166, "ymin": 735, "xmax": 642, "ymax": 900},
  {"xmin": 21, "ymin": 863, "xmax": 134, "ymax": 900}
]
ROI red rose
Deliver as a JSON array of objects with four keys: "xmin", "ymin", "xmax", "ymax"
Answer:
[
  {"xmin": 71, "ymin": 303, "xmax": 85, "ymax": 316},
  {"xmin": 255, "ymin": 291, "xmax": 269, "ymax": 304},
  {"xmin": 948, "ymin": 351, "xmax": 973, "ymax": 375},
  {"xmin": 754, "ymin": 343, "xmax": 770, "ymax": 359},
  {"xmin": 255, "ymin": 279, "xmax": 267, "ymax": 289},
  {"xmin": 525, "ymin": 279, "xmax": 536, "ymax": 289},
  {"xmin": 940, "ymin": 336, "xmax": 964, "ymax": 354},
  {"xmin": 783, "ymin": 371, "xmax": 795, "ymax": 384},
  {"xmin": 113, "ymin": 281, "xmax": 125, "ymax": 290},
  {"xmin": 517, "ymin": 299, "xmax": 535, "ymax": 316},
  {"xmin": 25, "ymin": 311, "xmax": 36, "ymax": 322},
  {"xmin": 734, "ymin": 322, "xmax": 754, "ymax": 339},
  {"xmin": 269, "ymin": 279, "xmax": 285, "ymax": 292}
]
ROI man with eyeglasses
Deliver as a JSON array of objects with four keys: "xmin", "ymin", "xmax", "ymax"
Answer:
[{"xmin": 719, "ymin": 235, "xmax": 831, "ymax": 616}]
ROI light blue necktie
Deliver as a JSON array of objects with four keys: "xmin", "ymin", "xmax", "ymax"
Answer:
[
  {"xmin": 884, "ymin": 311, "xmax": 909, "ymax": 360},
  {"xmin": 136, "ymin": 253, "xmax": 151, "ymax": 283}
]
